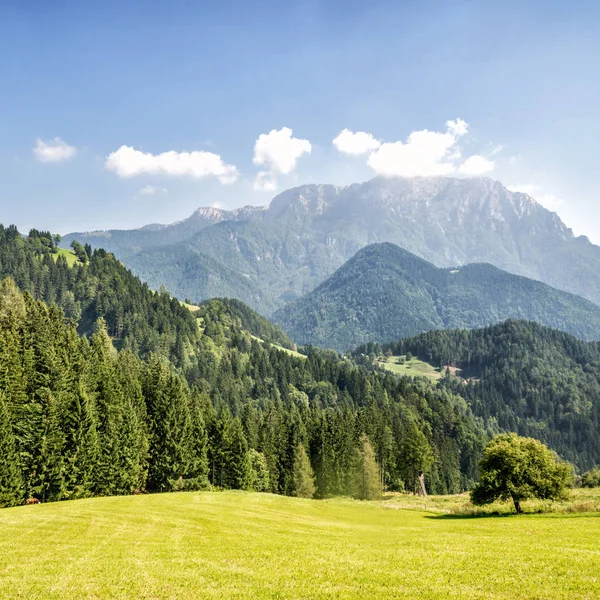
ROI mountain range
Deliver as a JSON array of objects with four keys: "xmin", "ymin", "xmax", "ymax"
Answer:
[
  {"xmin": 64, "ymin": 176, "xmax": 600, "ymax": 316},
  {"xmin": 273, "ymin": 243, "xmax": 600, "ymax": 352}
]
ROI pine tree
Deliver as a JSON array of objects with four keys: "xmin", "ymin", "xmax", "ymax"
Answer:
[
  {"xmin": 292, "ymin": 443, "xmax": 316, "ymax": 499},
  {"xmin": 0, "ymin": 392, "xmax": 24, "ymax": 507},
  {"xmin": 349, "ymin": 433, "xmax": 382, "ymax": 500}
]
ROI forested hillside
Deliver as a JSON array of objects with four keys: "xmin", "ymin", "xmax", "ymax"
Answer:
[
  {"xmin": 0, "ymin": 225, "xmax": 200, "ymax": 363},
  {"xmin": 274, "ymin": 243, "xmax": 600, "ymax": 351},
  {"xmin": 357, "ymin": 320, "xmax": 600, "ymax": 470},
  {"xmin": 0, "ymin": 225, "xmax": 486, "ymax": 507}
]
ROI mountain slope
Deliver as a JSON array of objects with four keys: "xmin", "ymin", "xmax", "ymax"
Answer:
[
  {"xmin": 62, "ymin": 205, "xmax": 265, "ymax": 258},
  {"xmin": 0, "ymin": 223, "xmax": 488, "ymax": 506},
  {"xmin": 64, "ymin": 177, "xmax": 600, "ymax": 314},
  {"xmin": 273, "ymin": 243, "xmax": 600, "ymax": 351},
  {"xmin": 364, "ymin": 320, "xmax": 600, "ymax": 470}
]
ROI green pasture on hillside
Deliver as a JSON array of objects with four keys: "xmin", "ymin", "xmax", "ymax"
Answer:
[
  {"xmin": 52, "ymin": 248, "xmax": 80, "ymax": 267},
  {"xmin": 377, "ymin": 355, "xmax": 444, "ymax": 380},
  {"xmin": 1, "ymin": 491, "xmax": 599, "ymax": 599}
]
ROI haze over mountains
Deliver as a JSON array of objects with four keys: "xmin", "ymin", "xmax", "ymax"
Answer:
[
  {"xmin": 64, "ymin": 176, "xmax": 600, "ymax": 317},
  {"xmin": 273, "ymin": 243, "xmax": 600, "ymax": 352}
]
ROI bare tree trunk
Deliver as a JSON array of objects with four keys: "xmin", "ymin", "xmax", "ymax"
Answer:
[{"xmin": 513, "ymin": 498, "xmax": 522, "ymax": 514}]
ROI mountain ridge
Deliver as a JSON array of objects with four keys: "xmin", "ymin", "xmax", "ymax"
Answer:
[
  {"xmin": 63, "ymin": 176, "xmax": 600, "ymax": 313},
  {"xmin": 273, "ymin": 242, "xmax": 600, "ymax": 351}
]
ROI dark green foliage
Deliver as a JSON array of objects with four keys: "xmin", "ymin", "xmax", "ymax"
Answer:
[
  {"xmin": 400, "ymin": 423, "xmax": 434, "ymax": 495},
  {"xmin": 201, "ymin": 298, "xmax": 295, "ymax": 349},
  {"xmin": 0, "ymin": 224, "xmax": 200, "ymax": 364},
  {"xmin": 0, "ymin": 226, "xmax": 491, "ymax": 505},
  {"xmin": 0, "ymin": 392, "xmax": 24, "ymax": 507},
  {"xmin": 376, "ymin": 319, "xmax": 600, "ymax": 470},
  {"xmin": 70, "ymin": 240, "xmax": 88, "ymax": 263},
  {"xmin": 471, "ymin": 434, "xmax": 573, "ymax": 513},
  {"xmin": 275, "ymin": 243, "xmax": 600, "ymax": 352}
]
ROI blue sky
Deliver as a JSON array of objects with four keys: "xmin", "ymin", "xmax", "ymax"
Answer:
[{"xmin": 1, "ymin": 0, "xmax": 600, "ymax": 240}]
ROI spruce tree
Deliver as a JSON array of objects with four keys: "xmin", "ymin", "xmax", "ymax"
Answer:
[
  {"xmin": 292, "ymin": 443, "xmax": 316, "ymax": 499},
  {"xmin": 248, "ymin": 449, "xmax": 271, "ymax": 492},
  {"xmin": 222, "ymin": 417, "xmax": 253, "ymax": 490},
  {"xmin": 0, "ymin": 392, "xmax": 24, "ymax": 507}
]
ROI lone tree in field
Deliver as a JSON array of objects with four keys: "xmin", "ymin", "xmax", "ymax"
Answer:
[
  {"xmin": 471, "ymin": 433, "xmax": 573, "ymax": 513},
  {"xmin": 350, "ymin": 433, "xmax": 382, "ymax": 500},
  {"xmin": 292, "ymin": 444, "xmax": 316, "ymax": 498}
]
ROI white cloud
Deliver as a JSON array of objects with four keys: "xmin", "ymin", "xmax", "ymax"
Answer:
[
  {"xmin": 34, "ymin": 137, "xmax": 77, "ymax": 162},
  {"xmin": 253, "ymin": 170, "xmax": 277, "ymax": 192},
  {"xmin": 507, "ymin": 183, "xmax": 565, "ymax": 210},
  {"xmin": 458, "ymin": 155, "xmax": 495, "ymax": 175},
  {"xmin": 251, "ymin": 127, "xmax": 311, "ymax": 192},
  {"xmin": 137, "ymin": 185, "xmax": 168, "ymax": 196},
  {"xmin": 253, "ymin": 127, "xmax": 311, "ymax": 174},
  {"xmin": 106, "ymin": 145, "xmax": 238, "ymax": 184},
  {"xmin": 332, "ymin": 129, "xmax": 381, "ymax": 155},
  {"xmin": 367, "ymin": 119, "xmax": 469, "ymax": 177}
]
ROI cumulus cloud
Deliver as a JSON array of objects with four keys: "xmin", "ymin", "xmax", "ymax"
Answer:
[
  {"xmin": 507, "ymin": 183, "xmax": 565, "ymax": 210},
  {"xmin": 137, "ymin": 185, "xmax": 168, "ymax": 196},
  {"xmin": 367, "ymin": 119, "xmax": 469, "ymax": 177},
  {"xmin": 332, "ymin": 129, "xmax": 381, "ymax": 155},
  {"xmin": 106, "ymin": 146, "xmax": 238, "ymax": 184},
  {"xmin": 34, "ymin": 137, "xmax": 77, "ymax": 162},
  {"xmin": 333, "ymin": 119, "xmax": 495, "ymax": 179},
  {"xmin": 251, "ymin": 127, "xmax": 311, "ymax": 191},
  {"xmin": 458, "ymin": 155, "xmax": 495, "ymax": 175},
  {"xmin": 253, "ymin": 127, "xmax": 311, "ymax": 174}
]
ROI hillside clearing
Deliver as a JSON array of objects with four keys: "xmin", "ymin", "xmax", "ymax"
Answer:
[
  {"xmin": 1, "ymin": 491, "xmax": 599, "ymax": 599},
  {"xmin": 52, "ymin": 248, "xmax": 81, "ymax": 267},
  {"xmin": 377, "ymin": 355, "xmax": 444, "ymax": 380}
]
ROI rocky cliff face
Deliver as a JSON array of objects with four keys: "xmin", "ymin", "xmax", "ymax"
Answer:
[{"xmin": 64, "ymin": 177, "xmax": 600, "ymax": 314}]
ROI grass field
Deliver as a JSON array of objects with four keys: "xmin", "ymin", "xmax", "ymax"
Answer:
[
  {"xmin": 1, "ymin": 491, "xmax": 599, "ymax": 599},
  {"xmin": 52, "ymin": 248, "xmax": 80, "ymax": 267},
  {"xmin": 377, "ymin": 355, "xmax": 443, "ymax": 380}
]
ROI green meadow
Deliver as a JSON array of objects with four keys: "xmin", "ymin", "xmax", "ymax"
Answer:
[
  {"xmin": 1, "ymin": 491, "xmax": 599, "ymax": 599},
  {"xmin": 377, "ymin": 355, "xmax": 443, "ymax": 380},
  {"xmin": 52, "ymin": 248, "xmax": 80, "ymax": 267}
]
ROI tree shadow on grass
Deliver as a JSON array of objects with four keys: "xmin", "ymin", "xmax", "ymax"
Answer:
[
  {"xmin": 424, "ymin": 511, "xmax": 599, "ymax": 520},
  {"xmin": 424, "ymin": 512, "xmax": 517, "ymax": 520}
]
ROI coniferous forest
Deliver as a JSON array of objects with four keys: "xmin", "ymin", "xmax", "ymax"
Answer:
[
  {"xmin": 357, "ymin": 320, "xmax": 600, "ymax": 470},
  {"xmin": 0, "ymin": 225, "xmax": 486, "ymax": 507}
]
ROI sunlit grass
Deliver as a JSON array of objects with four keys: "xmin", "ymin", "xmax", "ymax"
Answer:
[
  {"xmin": 1, "ymin": 491, "xmax": 599, "ymax": 598},
  {"xmin": 52, "ymin": 248, "xmax": 80, "ymax": 267},
  {"xmin": 377, "ymin": 354, "xmax": 443, "ymax": 380},
  {"xmin": 380, "ymin": 487, "xmax": 600, "ymax": 515}
]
